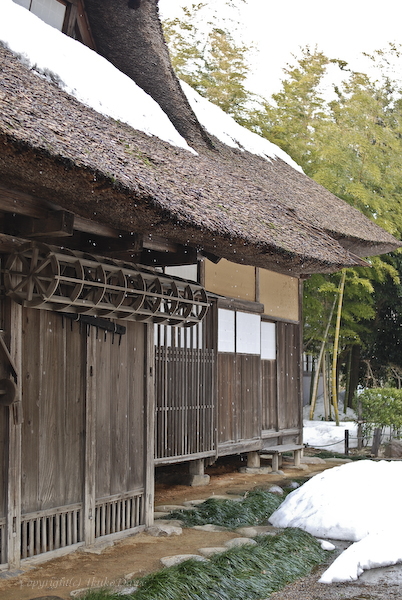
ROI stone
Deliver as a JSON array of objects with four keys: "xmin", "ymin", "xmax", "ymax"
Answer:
[
  {"xmin": 78, "ymin": 540, "xmax": 114, "ymax": 554},
  {"xmin": 235, "ymin": 527, "xmax": 258, "ymax": 538},
  {"xmin": 301, "ymin": 456, "xmax": 327, "ymax": 464},
  {"xmin": 235, "ymin": 525, "xmax": 278, "ymax": 538},
  {"xmin": 154, "ymin": 511, "xmax": 170, "ymax": 519},
  {"xmin": 182, "ymin": 499, "xmax": 206, "ymax": 507},
  {"xmin": 192, "ymin": 524, "xmax": 228, "ymax": 532},
  {"xmin": 284, "ymin": 481, "xmax": 300, "ymax": 489},
  {"xmin": 147, "ymin": 524, "xmax": 182, "ymax": 537},
  {"xmin": 71, "ymin": 585, "xmax": 138, "ymax": 598},
  {"xmin": 198, "ymin": 546, "xmax": 227, "ymax": 557},
  {"xmin": 206, "ymin": 494, "xmax": 241, "ymax": 501},
  {"xmin": 224, "ymin": 537, "xmax": 258, "ymax": 549},
  {"xmin": 384, "ymin": 439, "xmax": 402, "ymax": 458},
  {"xmin": 239, "ymin": 466, "xmax": 272, "ymax": 474},
  {"xmin": 154, "ymin": 519, "xmax": 183, "ymax": 527},
  {"xmin": 154, "ymin": 504, "xmax": 189, "ymax": 512},
  {"xmin": 187, "ymin": 474, "xmax": 210, "ymax": 487},
  {"xmin": 160, "ymin": 554, "xmax": 208, "ymax": 567},
  {"xmin": 268, "ymin": 485, "xmax": 284, "ymax": 495}
]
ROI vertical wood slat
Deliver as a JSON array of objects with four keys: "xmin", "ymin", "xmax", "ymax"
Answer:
[
  {"xmin": 155, "ymin": 340, "xmax": 215, "ymax": 460},
  {"xmin": 84, "ymin": 327, "xmax": 96, "ymax": 546},
  {"xmin": 6, "ymin": 299, "xmax": 22, "ymax": 569},
  {"xmin": 144, "ymin": 323, "xmax": 155, "ymax": 527}
]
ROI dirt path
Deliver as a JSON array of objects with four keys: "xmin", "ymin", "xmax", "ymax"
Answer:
[{"xmin": 0, "ymin": 457, "xmax": 341, "ymax": 600}]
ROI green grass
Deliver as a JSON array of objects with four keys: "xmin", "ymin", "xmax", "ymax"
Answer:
[
  {"xmin": 312, "ymin": 450, "xmax": 365, "ymax": 461},
  {"xmin": 166, "ymin": 489, "xmax": 283, "ymax": 528},
  {"xmin": 80, "ymin": 528, "xmax": 329, "ymax": 600}
]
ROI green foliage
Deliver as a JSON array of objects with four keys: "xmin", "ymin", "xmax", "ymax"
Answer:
[
  {"xmin": 131, "ymin": 529, "xmax": 326, "ymax": 600},
  {"xmin": 162, "ymin": 3, "xmax": 257, "ymax": 124},
  {"xmin": 167, "ymin": 489, "xmax": 282, "ymax": 528},
  {"xmin": 162, "ymin": 3, "xmax": 402, "ymax": 383},
  {"xmin": 356, "ymin": 387, "xmax": 402, "ymax": 438}
]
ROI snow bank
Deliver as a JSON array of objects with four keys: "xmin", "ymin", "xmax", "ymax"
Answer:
[
  {"xmin": 303, "ymin": 420, "xmax": 358, "ymax": 454},
  {"xmin": 269, "ymin": 460, "xmax": 402, "ymax": 583},
  {"xmin": 0, "ymin": 0, "xmax": 194, "ymax": 152}
]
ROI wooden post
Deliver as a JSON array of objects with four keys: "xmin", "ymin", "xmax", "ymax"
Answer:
[
  {"xmin": 332, "ymin": 269, "xmax": 346, "ymax": 426},
  {"xmin": 144, "ymin": 323, "xmax": 155, "ymax": 527},
  {"xmin": 6, "ymin": 300, "xmax": 22, "ymax": 569},
  {"xmin": 344, "ymin": 429, "xmax": 349, "ymax": 456},
  {"xmin": 83, "ymin": 327, "xmax": 96, "ymax": 546},
  {"xmin": 371, "ymin": 428, "xmax": 381, "ymax": 457}
]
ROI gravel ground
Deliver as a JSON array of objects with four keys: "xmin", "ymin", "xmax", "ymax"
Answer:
[{"xmin": 268, "ymin": 549, "xmax": 402, "ymax": 600}]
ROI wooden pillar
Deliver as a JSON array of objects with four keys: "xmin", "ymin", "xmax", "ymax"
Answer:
[
  {"xmin": 6, "ymin": 301, "xmax": 22, "ymax": 569},
  {"xmin": 144, "ymin": 323, "xmax": 155, "ymax": 527},
  {"xmin": 298, "ymin": 279, "xmax": 304, "ymax": 443},
  {"xmin": 83, "ymin": 327, "xmax": 96, "ymax": 546}
]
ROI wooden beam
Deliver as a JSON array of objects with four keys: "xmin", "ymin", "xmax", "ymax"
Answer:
[
  {"xmin": 140, "ymin": 246, "xmax": 197, "ymax": 267},
  {"xmin": 4, "ymin": 211, "xmax": 74, "ymax": 238},
  {"xmin": 217, "ymin": 297, "xmax": 264, "ymax": 314}
]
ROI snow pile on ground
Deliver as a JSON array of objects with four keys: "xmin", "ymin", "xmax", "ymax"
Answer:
[
  {"xmin": 0, "ymin": 0, "xmax": 193, "ymax": 152},
  {"xmin": 303, "ymin": 420, "xmax": 358, "ymax": 454},
  {"xmin": 181, "ymin": 80, "xmax": 303, "ymax": 172},
  {"xmin": 269, "ymin": 460, "xmax": 402, "ymax": 583}
]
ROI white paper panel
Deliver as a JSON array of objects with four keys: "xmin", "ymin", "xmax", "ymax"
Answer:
[
  {"xmin": 236, "ymin": 312, "xmax": 261, "ymax": 355},
  {"xmin": 165, "ymin": 264, "xmax": 198, "ymax": 282},
  {"xmin": 218, "ymin": 308, "xmax": 235, "ymax": 353},
  {"xmin": 261, "ymin": 321, "xmax": 276, "ymax": 360},
  {"xmin": 31, "ymin": 0, "xmax": 66, "ymax": 30},
  {"xmin": 13, "ymin": 0, "xmax": 31, "ymax": 9}
]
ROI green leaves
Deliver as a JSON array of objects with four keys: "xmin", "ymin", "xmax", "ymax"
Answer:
[
  {"xmin": 162, "ymin": 4, "xmax": 255, "ymax": 124},
  {"xmin": 167, "ymin": 489, "xmax": 282, "ymax": 528},
  {"xmin": 356, "ymin": 387, "xmax": 402, "ymax": 439}
]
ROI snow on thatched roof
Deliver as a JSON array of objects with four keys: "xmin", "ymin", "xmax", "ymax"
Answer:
[{"xmin": 0, "ymin": 0, "xmax": 399, "ymax": 276}]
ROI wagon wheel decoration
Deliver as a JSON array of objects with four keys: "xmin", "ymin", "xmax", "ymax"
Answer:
[
  {"xmin": 118, "ymin": 271, "xmax": 146, "ymax": 316},
  {"xmin": 75, "ymin": 254, "xmax": 106, "ymax": 313},
  {"xmin": 4, "ymin": 243, "xmax": 59, "ymax": 307},
  {"xmin": 51, "ymin": 248, "xmax": 84, "ymax": 309},
  {"xmin": 135, "ymin": 277, "xmax": 163, "ymax": 321},
  {"xmin": 186, "ymin": 287, "xmax": 209, "ymax": 324},
  {"xmin": 97, "ymin": 267, "xmax": 127, "ymax": 317},
  {"xmin": 153, "ymin": 280, "xmax": 179, "ymax": 324}
]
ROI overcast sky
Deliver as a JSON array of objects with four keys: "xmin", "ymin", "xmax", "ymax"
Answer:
[{"xmin": 159, "ymin": 0, "xmax": 402, "ymax": 99}]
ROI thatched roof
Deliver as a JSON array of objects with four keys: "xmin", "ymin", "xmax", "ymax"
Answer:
[{"xmin": 0, "ymin": 43, "xmax": 399, "ymax": 276}]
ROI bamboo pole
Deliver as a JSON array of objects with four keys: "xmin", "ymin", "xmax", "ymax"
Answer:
[
  {"xmin": 332, "ymin": 269, "xmax": 346, "ymax": 426},
  {"xmin": 322, "ymin": 352, "xmax": 329, "ymax": 421},
  {"xmin": 309, "ymin": 295, "xmax": 337, "ymax": 420}
]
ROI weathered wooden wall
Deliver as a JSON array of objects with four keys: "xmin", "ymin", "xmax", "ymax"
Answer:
[
  {"xmin": 276, "ymin": 321, "xmax": 301, "ymax": 431},
  {"xmin": 217, "ymin": 354, "xmax": 261, "ymax": 446},
  {"xmin": 21, "ymin": 310, "xmax": 86, "ymax": 515},
  {"xmin": 1, "ymin": 303, "xmax": 149, "ymax": 566}
]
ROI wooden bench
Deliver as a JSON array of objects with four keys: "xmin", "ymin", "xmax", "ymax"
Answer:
[{"xmin": 261, "ymin": 444, "xmax": 304, "ymax": 472}]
